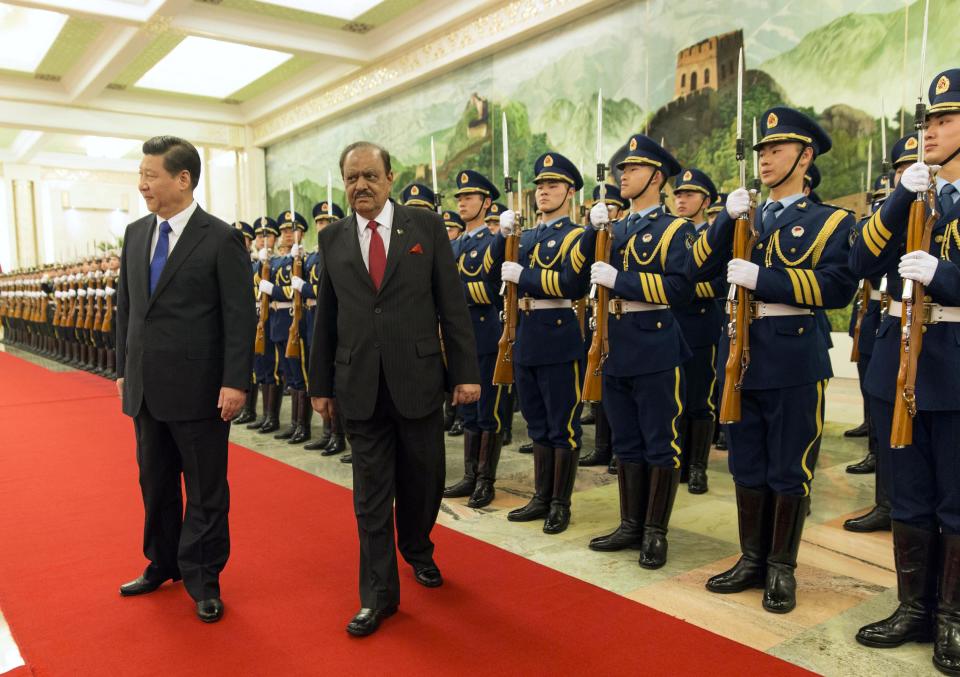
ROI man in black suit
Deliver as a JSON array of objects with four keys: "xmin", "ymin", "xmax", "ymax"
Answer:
[
  {"xmin": 115, "ymin": 136, "xmax": 255, "ymax": 623},
  {"xmin": 309, "ymin": 142, "xmax": 480, "ymax": 637}
]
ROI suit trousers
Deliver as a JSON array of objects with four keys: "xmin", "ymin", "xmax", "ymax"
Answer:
[
  {"xmin": 133, "ymin": 402, "xmax": 231, "ymax": 600},
  {"xmin": 344, "ymin": 369, "xmax": 445, "ymax": 609}
]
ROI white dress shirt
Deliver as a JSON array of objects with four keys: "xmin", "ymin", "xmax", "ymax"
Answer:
[
  {"xmin": 150, "ymin": 200, "xmax": 199, "ymax": 260},
  {"xmin": 355, "ymin": 199, "xmax": 394, "ymax": 271}
]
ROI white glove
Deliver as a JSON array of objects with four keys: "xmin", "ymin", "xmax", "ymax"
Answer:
[
  {"xmin": 54, "ymin": 291, "xmax": 61, "ymax": 299},
  {"xmin": 258, "ymin": 279, "xmax": 274, "ymax": 296},
  {"xmin": 899, "ymin": 250, "xmax": 939, "ymax": 286},
  {"xmin": 258, "ymin": 248, "xmax": 270, "ymax": 262},
  {"xmin": 96, "ymin": 288, "xmax": 105, "ymax": 298},
  {"xmin": 290, "ymin": 243, "xmax": 303, "ymax": 258},
  {"xmin": 501, "ymin": 261, "xmax": 523, "ymax": 283},
  {"xmin": 291, "ymin": 276, "xmax": 306, "ymax": 293},
  {"xmin": 727, "ymin": 258, "xmax": 760, "ymax": 290},
  {"xmin": 104, "ymin": 286, "xmax": 115, "ymax": 297},
  {"xmin": 77, "ymin": 288, "xmax": 87, "ymax": 297},
  {"xmin": 67, "ymin": 289, "xmax": 77, "ymax": 298},
  {"xmin": 590, "ymin": 261, "xmax": 618, "ymax": 289},
  {"xmin": 726, "ymin": 187, "xmax": 751, "ymax": 219},
  {"xmin": 41, "ymin": 274, "xmax": 49, "ymax": 283},
  {"xmin": 901, "ymin": 162, "xmax": 936, "ymax": 193},
  {"xmin": 589, "ymin": 201, "xmax": 610, "ymax": 230},
  {"xmin": 87, "ymin": 288, "xmax": 95, "ymax": 296},
  {"xmin": 499, "ymin": 210, "xmax": 517, "ymax": 236}
]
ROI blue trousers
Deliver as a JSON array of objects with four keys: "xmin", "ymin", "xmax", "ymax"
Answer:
[
  {"xmin": 253, "ymin": 341, "xmax": 279, "ymax": 385},
  {"xmin": 461, "ymin": 352, "xmax": 512, "ymax": 433},
  {"xmin": 514, "ymin": 360, "xmax": 583, "ymax": 450},
  {"xmin": 683, "ymin": 344, "xmax": 717, "ymax": 421},
  {"xmin": 604, "ymin": 367, "xmax": 684, "ymax": 468},
  {"xmin": 725, "ymin": 381, "xmax": 827, "ymax": 496}
]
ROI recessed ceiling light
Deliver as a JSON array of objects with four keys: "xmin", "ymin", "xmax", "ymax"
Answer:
[
  {"xmin": 136, "ymin": 36, "xmax": 292, "ymax": 99},
  {"xmin": 81, "ymin": 136, "xmax": 140, "ymax": 159},
  {"xmin": 0, "ymin": 4, "xmax": 68, "ymax": 73},
  {"xmin": 258, "ymin": 1, "xmax": 383, "ymax": 20}
]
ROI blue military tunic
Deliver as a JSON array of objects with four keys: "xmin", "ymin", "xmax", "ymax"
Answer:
[
  {"xmin": 253, "ymin": 257, "xmax": 279, "ymax": 385},
  {"xmin": 268, "ymin": 252, "xmax": 310, "ymax": 391}
]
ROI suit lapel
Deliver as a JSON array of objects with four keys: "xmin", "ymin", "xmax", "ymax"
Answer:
[
  {"xmin": 342, "ymin": 214, "xmax": 376, "ymax": 293},
  {"xmin": 147, "ymin": 207, "xmax": 209, "ymax": 311},
  {"xmin": 379, "ymin": 204, "xmax": 409, "ymax": 292}
]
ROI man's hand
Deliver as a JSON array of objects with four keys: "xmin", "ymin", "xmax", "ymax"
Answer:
[
  {"xmin": 899, "ymin": 250, "xmax": 939, "ymax": 286},
  {"xmin": 311, "ymin": 396, "xmax": 336, "ymax": 420},
  {"xmin": 501, "ymin": 261, "xmax": 523, "ymax": 284},
  {"xmin": 258, "ymin": 279, "xmax": 274, "ymax": 296},
  {"xmin": 726, "ymin": 187, "xmax": 751, "ymax": 219},
  {"xmin": 116, "ymin": 377, "xmax": 124, "ymax": 400},
  {"xmin": 258, "ymin": 247, "xmax": 270, "ymax": 262},
  {"xmin": 590, "ymin": 261, "xmax": 618, "ymax": 289},
  {"xmin": 727, "ymin": 258, "xmax": 760, "ymax": 290},
  {"xmin": 452, "ymin": 384, "xmax": 481, "ymax": 405},
  {"xmin": 218, "ymin": 387, "xmax": 246, "ymax": 421},
  {"xmin": 901, "ymin": 162, "xmax": 937, "ymax": 193},
  {"xmin": 499, "ymin": 210, "xmax": 516, "ymax": 236},
  {"xmin": 589, "ymin": 201, "xmax": 610, "ymax": 230},
  {"xmin": 291, "ymin": 275, "xmax": 306, "ymax": 293}
]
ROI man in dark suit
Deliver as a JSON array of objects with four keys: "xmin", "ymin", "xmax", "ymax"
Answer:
[
  {"xmin": 115, "ymin": 136, "xmax": 255, "ymax": 623},
  {"xmin": 309, "ymin": 142, "xmax": 480, "ymax": 637}
]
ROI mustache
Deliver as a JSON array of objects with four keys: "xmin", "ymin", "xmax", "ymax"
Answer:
[{"xmin": 354, "ymin": 190, "xmax": 374, "ymax": 198}]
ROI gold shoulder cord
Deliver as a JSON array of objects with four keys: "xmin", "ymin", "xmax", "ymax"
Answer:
[
  {"xmin": 458, "ymin": 253, "xmax": 482, "ymax": 277},
  {"xmin": 624, "ymin": 218, "xmax": 686, "ymax": 272},
  {"xmin": 530, "ymin": 228, "xmax": 580, "ymax": 270},
  {"xmin": 766, "ymin": 209, "xmax": 846, "ymax": 269},
  {"xmin": 943, "ymin": 218, "xmax": 960, "ymax": 260}
]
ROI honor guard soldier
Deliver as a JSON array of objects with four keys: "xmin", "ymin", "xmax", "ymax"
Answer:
[
  {"xmin": 575, "ymin": 135, "xmax": 695, "ymax": 569},
  {"xmin": 104, "ymin": 251, "xmax": 120, "ymax": 378},
  {"xmin": 442, "ymin": 209, "xmax": 465, "ymax": 244},
  {"xmin": 707, "ymin": 193, "xmax": 727, "ymax": 226},
  {"xmin": 485, "ymin": 202, "xmax": 508, "ymax": 235},
  {"xmin": 579, "ymin": 182, "xmax": 628, "ymax": 474},
  {"xmin": 442, "ymin": 209, "xmax": 467, "ymax": 438},
  {"xmin": 232, "ymin": 220, "xmax": 259, "ymax": 424},
  {"xmin": 844, "ymin": 136, "xmax": 918, "ymax": 532},
  {"xmin": 249, "ymin": 216, "xmax": 283, "ymax": 433},
  {"xmin": 304, "ymin": 201, "xmax": 350, "ymax": 457},
  {"xmin": 487, "ymin": 151, "xmax": 590, "ymax": 534},
  {"xmin": 401, "ymin": 182, "xmax": 436, "ymax": 210},
  {"xmin": 443, "ymin": 170, "xmax": 512, "ymax": 508},
  {"xmin": 484, "ymin": 200, "xmax": 516, "ymax": 446},
  {"xmin": 259, "ymin": 211, "xmax": 311, "ymax": 444},
  {"xmin": 851, "ymin": 71, "xmax": 960, "ymax": 675},
  {"xmin": 691, "ymin": 107, "xmax": 858, "ymax": 612},
  {"xmin": 671, "ymin": 168, "xmax": 726, "ymax": 494},
  {"xmin": 803, "ymin": 163, "xmax": 823, "ymax": 204}
]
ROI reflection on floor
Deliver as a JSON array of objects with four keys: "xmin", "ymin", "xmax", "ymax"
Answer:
[{"xmin": 0, "ymin": 345, "xmax": 939, "ymax": 676}]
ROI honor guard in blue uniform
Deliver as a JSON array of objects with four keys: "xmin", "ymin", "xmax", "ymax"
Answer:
[
  {"xmin": 258, "ymin": 211, "xmax": 310, "ymax": 442},
  {"xmin": 248, "ymin": 216, "xmax": 283, "ymax": 433},
  {"xmin": 707, "ymin": 193, "xmax": 727, "ymax": 226},
  {"xmin": 231, "ymin": 221, "xmax": 260, "ymax": 425},
  {"xmin": 485, "ymin": 202, "xmax": 508, "ymax": 235},
  {"xmin": 401, "ymin": 182, "xmax": 436, "ymax": 210},
  {"xmin": 671, "ymin": 168, "xmax": 726, "ymax": 494},
  {"xmin": 851, "ymin": 71, "xmax": 960, "ymax": 674},
  {"xmin": 843, "ymin": 137, "xmax": 918, "ymax": 533},
  {"xmin": 803, "ymin": 164, "xmax": 839, "ymax": 350},
  {"xmin": 439, "ymin": 209, "xmax": 467, "ymax": 438},
  {"xmin": 486, "ymin": 152, "xmax": 591, "ymax": 534},
  {"xmin": 579, "ymin": 183, "xmax": 628, "ymax": 474},
  {"xmin": 691, "ymin": 107, "xmax": 858, "ymax": 612},
  {"xmin": 573, "ymin": 135, "xmax": 695, "ymax": 569},
  {"xmin": 304, "ymin": 201, "xmax": 349, "ymax": 456},
  {"xmin": 443, "ymin": 170, "xmax": 512, "ymax": 508},
  {"xmin": 484, "ymin": 200, "xmax": 515, "ymax": 445}
]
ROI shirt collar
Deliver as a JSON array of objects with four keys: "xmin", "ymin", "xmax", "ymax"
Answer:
[
  {"xmin": 465, "ymin": 224, "xmax": 487, "ymax": 238},
  {"xmin": 629, "ymin": 204, "xmax": 659, "ymax": 219},
  {"xmin": 157, "ymin": 200, "xmax": 198, "ymax": 236},
  {"xmin": 936, "ymin": 176, "xmax": 960, "ymax": 196},
  {"xmin": 538, "ymin": 215, "xmax": 567, "ymax": 229},
  {"xmin": 694, "ymin": 221, "xmax": 708, "ymax": 231},
  {"xmin": 764, "ymin": 193, "xmax": 805, "ymax": 213},
  {"xmin": 356, "ymin": 199, "xmax": 394, "ymax": 235}
]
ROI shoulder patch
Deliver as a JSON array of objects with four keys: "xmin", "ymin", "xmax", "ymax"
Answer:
[
  {"xmin": 848, "ymin": 228, "xmax": 859, "ymax": 246},
  {"xmin": 685, "ymin": 232, "xmax": 695, "ymax": 249}
]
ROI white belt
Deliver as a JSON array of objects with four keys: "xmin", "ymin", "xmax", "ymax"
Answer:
[
  {"xmin": 749, "ymin": 302, "xmax": 814, "ymax": 319},
  {"xmin": 518, "ymin": 298, "xmax": 573, "ymax": 311},
  {"xmin": 869, "ymin": 290, "xmax": 883, "ymax": 301},
  {"xmin": 271, "ymin": 301, "xmax": 293, "ymax": 309},
  {"xmin": 305, "ymin": 299, "xmax": 317, "ymax": 308},
  {"xmin": 609, "ymin": 299, "xmax": 669, "ymax": 314},
  {"xmin": 887, "ymin": 300, "xmax": 960, "ymax": 323}
]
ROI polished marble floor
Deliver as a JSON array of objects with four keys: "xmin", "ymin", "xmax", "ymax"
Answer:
[{"xmin": 0, "ymin": 345, "xmax": 941, "ymax": 676}]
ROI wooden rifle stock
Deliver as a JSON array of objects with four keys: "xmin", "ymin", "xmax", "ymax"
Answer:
[
  {"xmin": 92, "ymin": 277, "xmax": 105, "ymax": 333},
  {"xmin": 890, "ymin": 194, "xmax": 936, "ymax": 448},
  {"xmin": 84, "ymin": 277, "xmax": 98, "ymax": 331},
  {"xmin": 718, "ymin": 207, "xmax": 758, "ymax": 424},
  {"xmin": 492, "ymin": 231, "xmax": 520, "ymax": 385},
  {"xmin": 100, "ymin": 273, "xmax": 114, "ymax": 333},
  {"xmin": 849, "ymin": 280, "xmax": 872, "ymax": 362},
  {"xmin": 285, "ymin": 234, "xmax": 304, "ymax": 359},
  {"xmin": 254, "ymin": 252, "xmax": 271, "ymax": 355},
  {"xmin": 582, "ymin": 226, "xmax": 611, "ymax": 403}
]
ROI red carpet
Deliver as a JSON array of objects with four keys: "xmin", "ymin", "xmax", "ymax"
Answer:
[{"xmin": 0, "ymin": 350, "xmax": 811, "ymax": 676}]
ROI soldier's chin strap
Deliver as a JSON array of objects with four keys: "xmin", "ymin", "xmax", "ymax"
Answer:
[
  {"xmin": 941, "ymin": 144, "xmax": 960, "ymax": 167},
  {"xmin": 636, "ymin": 167, "xmax": 661, "ymax": 202},
  {"xmin": 769, "ymin": 145, "xmax": 809, "ymax": 190}
]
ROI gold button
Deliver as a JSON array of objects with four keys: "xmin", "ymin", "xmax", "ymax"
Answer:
[
  {"xmin": 757, "ymin": 243, "xmax": 764, "ymax": 250},
  {"xmin": 556, "ymin": 319, "xmax": 562, "ymax": 325},
  {"xmin": 700, "ymin": 308, "xmax": 706, "ymax": 314},
  {"xmin": 798, "ymin": 327, "xmax": 804, "ymax": 335},
  {"xmin": 480, "ymin": 316, "xmax": 485, "ymax": 321},
  {"xmin": 790, "ymin": 247, "xmax": 797, "ymax": 253},
  {"xmin": 619, "ymin": 248, "xmax": 625, "ymax": 254},
  {"xmin": 936, "ymin": 235, "xmax": 944, "ymax": 243},
  {"xmin": 656, "ymin": 321, "xmax": 662, "ymax": 328},
  {"xmin": 922, "ymin": 325, "xmax": 928, "ymax": 334},
  {"xmin": 924, "ymin": 295, "xmax": 932, "ymax": 302}
]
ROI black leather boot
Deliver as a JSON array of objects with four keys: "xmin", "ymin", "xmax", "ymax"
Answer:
[
  {"xmin": 846, "ymin": 451, "xmax": 876, "ymax": 474},
  {"xmin": 579, "ymin": 404, "xmax": 612, "ymax": 467},
  {"xmin": 844, "ymin": 448, "xmax": 891, "ymax": 532},
  {"xmin": 274, "ymin": 390, "xmax": 299, "ymax": 439},
  {"xmin": 935, "ymin": 534, "xmax": 960, "ymax": 675},
  {"xmin": 443, "ymin": 397, "xmax": 456, "ymax": 431},
  {"xmin": 714, "ymin": 428, "xmax": 728, "ymax": 450},
  {"xmin": 589, "ymin": 459, "xmax": 647, "ymax": 551},
  {"xmin": 844, "ymin": 400, "xmax": 870, "ymax": 438},
  {"xmin": 106, "ymin": 348, "xmax": 116, "ymax": 379},
  {"xmin": 580, "ymin": 405, "xmax": 596, "ymax": 425},
  {"xmin": 448, "ymin": 415, "xmax": 464, "ymax": 437},
  {"xmin": 288, "ymin": 391, "xmax": 312, "ymax": 444},
  {"xmin": 638, "ymin": 465, "xmax": 680, "ymax": 569},
  {"xmin": 544, "ymin": 447, "xmax": 580, "ymax": 534},
  {"xmin": 322, "ymin": 407, "xmax": 347, "ymax": 456},
  {"xmin": 246, "ymin": 383, "xmax": 269, "ymax": 429},
  {"xmin": 762, "ymin": 493, "xmax": 809, "ymax": 613},
  {"xmin": 508, "ymin": 443, "xmax": 554, "ymax": 522},
  {"xmin": 686, "ymin": 418, "xmax": 714, "ymax": 495},
  {"xmin": 304, "ymin": 415, "xmax": 333, "ymax": 450},
  {"xmin": 468, "ymin": 431, "xmax": 503, "ymax": 509},
  {"xmin": 607, "ymin": 456, "xmax": 618, "ymax": 475},
  {"xmin": 518, "ymin": 441, "xmax": 533, "ymax": 454},
  {"xmin": 257, "ymin": 384, "xmax": 282, "ymax": 433},
  {"xmin": 707, "ymin": 485, "xmax": 772, "ymax": 593},
  {"xmin": 233, "ymin": 386, "xmax": 259, "ymax": 425},
  {"xmin": 444, "ymin": 429, "xmax": 481, "ymax": 498},
  {"xmin": 856, "ymin": 521, "xmax": 937, "ymax": 647}
]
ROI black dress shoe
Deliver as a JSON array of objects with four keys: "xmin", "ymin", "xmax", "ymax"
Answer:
[
  {"xmin": 448, "ymin": 419, "xmax": 464, "ymax": 437},
  {"xmin": 518, "ymin": 442, "xmax": 533, "ymax": 454},
  {"xmin": 413, "ymin": 565, "xmax": 443, "ymax": 588},
  {"xmin": 196, "ymin": 598, "xmax": 224, "ymax": 623},
  {"xmin": 846, "ymin": 452, "xmax": 877, "ymax": 474},
  {"xmin": 340, "ymin": 453, "xmax": 353, "ymax": 464},
  {"xmin": 844, "ymin": 421, "xmax": 869, "ymax": 437},
  {"xmin": 346, "ymin": 605, "xmax": 398, "ymax": 637},
  {"xmin": 119, "ymin": 572, "xmax": 180, "ymax": 596}
]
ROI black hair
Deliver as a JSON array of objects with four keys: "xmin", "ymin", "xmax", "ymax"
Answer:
[
  {"xmin": 339, "ymin": 141, "xmax": 392, "ymax": 175},
  {"xmin": 142, "ymin": 135, "xmax": 201, "ymax": 189}
]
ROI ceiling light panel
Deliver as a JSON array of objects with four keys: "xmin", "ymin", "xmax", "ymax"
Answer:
[
  {"xmin": 0, "ymin": 4, "xmax": 68, "ymax": 73},
  {"xmin": 257, "ymin": 1, "xmax": 384, "ymax": 21}
]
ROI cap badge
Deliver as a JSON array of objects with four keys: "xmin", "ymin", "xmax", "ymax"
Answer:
[
  {"xmin": 410, "ymin": 185, "xmax": 419, "ymax": 196},
  {"xmin": 906, "ymin": 137, "xmax": 919, "ymax": 150},
  {"xmin": 682, "ymin": 170, "xmax": 693, "ymax": 181},
  {"xmin": 543, "ymin": 155, "xmax": 554, "ymax": 167},
  {"xmin": 629, "ymin": 137, "xmax": 638, "ymax": 151},
  {"xmin": 460, "ymin": 172, "xmax": 469, "ymax": 184},
  {"xmin": 936, "ymin": 75, "xmax": 950, "ymax": 95},
  {"xmin": 767, "ymin": 111, "xmax": 779, "ymax": 128}
]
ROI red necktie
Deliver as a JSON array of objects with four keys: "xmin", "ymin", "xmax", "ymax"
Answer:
[{"xmin": 366, "ymin": 220, "xmax": 386, "ymax": 289}]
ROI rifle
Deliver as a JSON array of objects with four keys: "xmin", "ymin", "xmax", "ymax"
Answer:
[
  {"xmin": 891, "ymin": 0, "xmax": 936, "ymax": 449},
  {"xmin": 849, "ymin": 280, "xmax": 871, "ymax": 362},
  {"xmin": 718, "ymin": 48, "xmax": 759, "ymax": 425},
  {"xmin": 100, "ymin": 271, "xmax": 114, "ymax": 334},
  {"xmin": 84, "ymin": 275, "xmax": 98, "ymax": 332},
  {"xmin": 92, "ymin": 274, "xmax": 105, "ymax": 334},
  {"xmin": 583, "ymin": 90, "xmax": 610, "ymax": 404},
  {"xmin": 254, "ymin": 250, "xmax": 271, "ymax": 355},
  {"xmin": 493, "ymin": 111, "xmax": 520, "ymax": 386},
  {"xmin": 285, "ymin": 228, "xmax": 304, "ymax": 359}
]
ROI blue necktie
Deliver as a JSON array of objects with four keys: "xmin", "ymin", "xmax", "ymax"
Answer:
[
  {"xmin": 761, "ymin": 201, "xmax": 783, "ymax": 235},
  {"xmin": 939, "ymin": 184, "xmax": 958, "ymax": 218},
  {"xmin": 149, "ymin": 221, "xmax": 172, "ymax": 295}
]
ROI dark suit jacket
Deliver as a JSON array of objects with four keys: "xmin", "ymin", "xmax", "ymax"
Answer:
[
  {"xmin": 116, "ymin": 205, "xmax": 255, "ymax": 421},
  {"xmin": 308, "ymin": 200, "xmax": 479, "ymax": 420}
]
